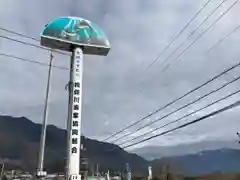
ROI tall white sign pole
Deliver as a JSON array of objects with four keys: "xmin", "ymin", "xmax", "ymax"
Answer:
[
  {"xmin": 67, "ymin": 47, "xmax": 83, "ymax": 180},
  {"xmin": 40, "ymin": 16, "xmax": 110, "ymax": 180}
]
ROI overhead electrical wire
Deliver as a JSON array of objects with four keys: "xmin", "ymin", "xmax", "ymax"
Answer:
[
  {"xmin": 107, "ymin": 96, "xmax": 240, "ymax": 151},
  {"xmin": 110, "ymin": 69, "xmax": 240, "ymax": 143},
  {"xmin": 207, "ymin": 23, "xmax": 240, "ymax": 53},
  {"xmin": 115, "ymin": 20, "xmax": 240, "ymax": 148},
  {"xmin": 161, "ymin": 0, "xmax": 239, "ymax": 73},
  {"xmin": 0, "ymin": 27, "xmax": 40, "ymax": 42},
  {"xmin": 0, "ymin": 34, "xmax": 69, "ymax": 56},
  {"xmin": 0, "ymin": 52, "xmax": 69, "ymax": 70},
  {"xmin": 136, "ymin": 0, "xmax": 235, "ymax": 100},
  {"xmin": 144, "ymin": 0, "xmax": 228, "ymax": 73},
  {"xmin": 121, "ymin": 98, "xmax": 240, "ymax": 149},
  {"xmin": 128, "ymin": 0, "xmax": 214, "ymax": 95},
  {"xmin": 144, "ymin": 0, "xmax": 213, "ymax": 71},
  {"xmin": 119, "ymin": 0, "xmax": 238, "ymax": 121},
  {"xmin": 0, "ymin": 34, "xmax": 48, "ymax": 50},
  {"xmin": 137, "ymin": 0, "xmax": 238, "ymax": 97},
  {"xmin": 107, "ymin": 1, "xmax": 239, "ymax": 137},
  {"xmin": 102, "ymin": 59, "xmax": 240, "ymax": 142},
  {"xmin": 117, "ymin": 75, "xmax": 240, "ymax": 146}
]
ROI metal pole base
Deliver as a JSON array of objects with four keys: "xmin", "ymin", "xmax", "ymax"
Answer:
[
  {"xmin": 69, "ymin": 174, "xmax": 81, "ymax": 180},
  {"xmin": 35, "ymin": 170, "xmax": 47, "ymax": 180}
]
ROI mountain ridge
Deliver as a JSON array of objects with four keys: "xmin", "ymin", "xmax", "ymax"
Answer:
[
  {"xmin": 150, "ymin": 148, "xmax": 240, "ymax": 175},
  {"xmin": 0, "ymin": 115, "xmax": 148, "ymax": 173},
  {"xmin": 132, "ymin": 140, "xmax": 240, "ymax": 160},
  {"xmin": 2, "ymin": 115, "xmax": 240, "ymax": 176}
]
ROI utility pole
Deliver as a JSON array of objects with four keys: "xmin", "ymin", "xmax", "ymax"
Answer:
[
  {"xmin": 165, "ymin": 165, "xmax": 172, "ymax": 180},
  {"xmin": 96, "ymin": 164, "xmax": 99, "ymax": 177},
  {"xmin": 80, "ymin": 156, "xmax": 89, "ymax": 180},
  {"xmin": 237, "ymin": 132, "xmax": 240, "ymax": 143},
  {"xmin": 0, "ymin": 163, "xmax": 4, "ymax": 180},
  {"xmin": 36, "ymin": 51, "xmax": 53, "ymax": 179},
  {"xmin": 148, "ymin": 166, "xmax": 152, "ymax": 180},
  {"xmin": 126, "ymin": 163, "xmax": 131, "ymax": 180},
  {"xmin": 91, "ymin": 163, "xmax": 95, "ymax": 177}
]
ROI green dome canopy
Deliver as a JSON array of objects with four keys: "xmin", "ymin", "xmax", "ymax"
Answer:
[{"xmin": 41, "ymin": 16, "xmax": 110, "ymax": 55}]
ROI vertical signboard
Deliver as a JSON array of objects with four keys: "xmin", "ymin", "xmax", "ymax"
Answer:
[{"xmin": 69, "ymin": 47, "xmax": 83, "ymax": 179}]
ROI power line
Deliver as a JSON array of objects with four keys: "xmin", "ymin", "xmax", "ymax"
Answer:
[
  {"xmin": 0, "ymin": 52, "xmax": 69, "ymax": 70},
  {"xmin": 102, "ymin": 59, "xmax": 240, "ymax": 142},
  {"xmin": 104, "ymin": 0, "xmax": 238, "ymax": 142},
  {"xmin": 207, "ymin": 23, "xmax": 240, "ymax": 53},
  {"xmin": 135, "ymin": 0, "xmax": 233, "ymax": 100},
  {"xmin": 135, "ymin": 0, "xmax": 238, "ymax": 98},
  {"xmin": 117, "ymin": 76, "xmax": 240, "ymax": 146},
  {"xmin": 112, "ymin": 96, "xmax": 240, "ymax": 150},
  {"xmin": 146, "ymin": 0, "xmax": 227, "ymax": 73},
  {"xmin": 161, "ymin": 0, "xmax": 239, "ymax": 73},
  {"xmin": 0, "ymin": 34, "xmax": 69, "ymax": 56},
  {"xmin": 0, "ymin": 27, "xmax": 39, "ymax": 42},
  {"xmin": 138, "ymin": 0, "xmax": 238, "ymax": 97},
  {"xmin": 122, "ymin": 98, "xmax": 240, "ymax": 149},
  {"xmin": 111, "ymin": 69, "xmax": 240, "ymax": 143},
  {"xmin": 0, "ymin": 34, "xmax": 47, "ymax": 49},
  {"xmin": 0, "ymin": 26, "xmax": 71, "ymax": 56},
  {"xmin": 144, "ymin": 0, "xmax": 213, "ymax": 71}
]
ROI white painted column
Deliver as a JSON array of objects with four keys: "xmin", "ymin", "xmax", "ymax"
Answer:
[{"xmin": 67, "ymin": 47, "xmax": 83, "ymax": 180}]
